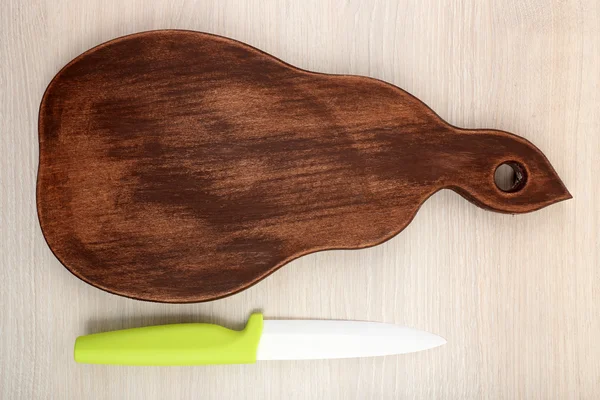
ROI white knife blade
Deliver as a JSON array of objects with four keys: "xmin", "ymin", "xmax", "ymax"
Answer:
[{"xmin": 257, "ymin": 319, "xmax": 446, "ymax": 360}]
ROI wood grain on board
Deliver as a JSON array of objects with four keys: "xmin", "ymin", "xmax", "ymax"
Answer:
[{"xmin": 37, "ymin": 31, "xmax": 570, "ymax": 302}]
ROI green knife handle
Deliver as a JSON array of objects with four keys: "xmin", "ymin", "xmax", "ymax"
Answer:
[{"xmin": 74, "ymin": 313, "xmax": 263, "ymax": 366}]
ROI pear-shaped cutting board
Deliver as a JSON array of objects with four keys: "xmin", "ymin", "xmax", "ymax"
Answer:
[{"xmin": 37, "ymin": 30, "xmax": 571, "ymax": 302}]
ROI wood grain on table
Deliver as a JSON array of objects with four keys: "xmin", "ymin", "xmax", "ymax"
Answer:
[{"xmin": 1, "ymin": 0, "xmax": 598, "ymax": 398}]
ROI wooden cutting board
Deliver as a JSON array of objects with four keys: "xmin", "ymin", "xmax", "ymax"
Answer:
[{"xmin": 37, "ymin": 30, "xmax": 571, "ymax": 303}]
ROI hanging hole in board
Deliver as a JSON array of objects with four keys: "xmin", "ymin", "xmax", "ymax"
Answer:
[{"xmin": 494, "ymin": 162, "xmax": 527, "ymax": 192}]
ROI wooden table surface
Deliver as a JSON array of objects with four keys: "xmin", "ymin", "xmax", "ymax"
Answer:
[{"xmin": 1, "ymin": 0, "xmax": 598, "ymax": 398}]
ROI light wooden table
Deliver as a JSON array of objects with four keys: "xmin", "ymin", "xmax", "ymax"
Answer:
[{"xmin": 1, "ymin": 1, "xmax": 598, "ymax": 398}]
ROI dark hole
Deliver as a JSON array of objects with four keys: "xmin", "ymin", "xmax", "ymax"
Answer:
[{"xmin": 494, "ymin": 162, "xmax": 526, "ymax": 192}]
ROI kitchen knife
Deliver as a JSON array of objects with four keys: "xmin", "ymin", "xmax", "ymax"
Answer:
[{"xmin": 74, "ymin": 313, "xmax": 446, "ymax": 365}]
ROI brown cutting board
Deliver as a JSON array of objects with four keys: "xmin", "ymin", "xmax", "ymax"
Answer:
[{"xmin": 37, "ymin": 30, "xmax": 571, "ymax": 303}]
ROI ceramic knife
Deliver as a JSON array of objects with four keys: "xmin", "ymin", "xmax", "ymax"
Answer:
[{"xmin": 74, "ymin": 313, "xmax": 446, "ymax": 365}]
